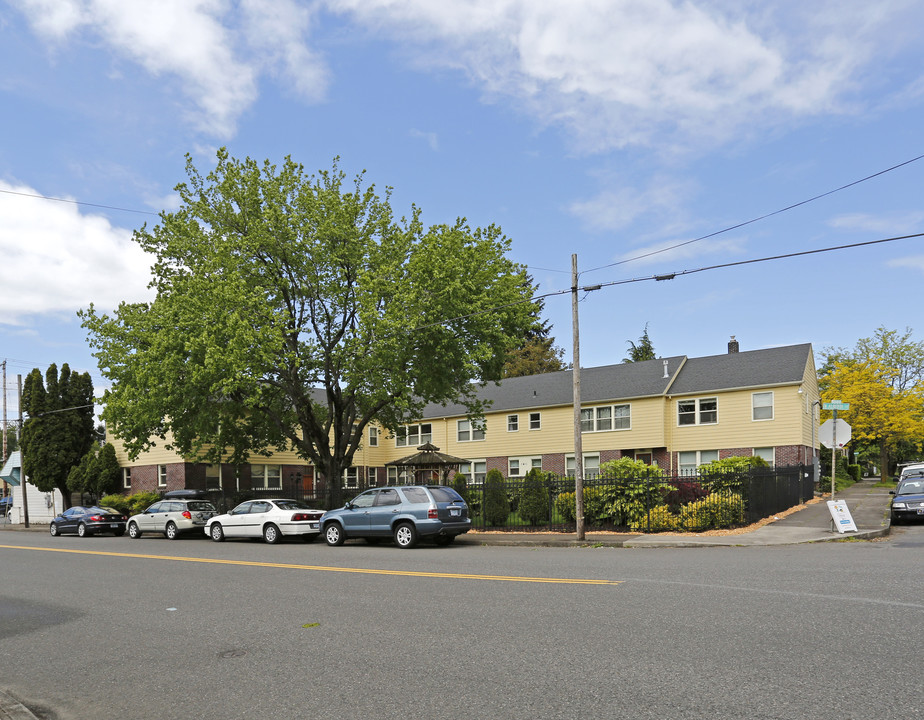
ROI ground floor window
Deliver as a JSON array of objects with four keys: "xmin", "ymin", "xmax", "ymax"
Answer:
[
  {"xmin": 343, "ymin": 467, "xmax": 358, "ymax": 489},
  {"xmin": 565, "ymin": 454, "xmax": 600, "ymax": 477},
  {"xmin": 754, "ymin": 447, "xmax": 775, "ymax": 466},
  {"xmin": 205, "ymin": 464, "xmax": 221, "ymax": 489},
  {"xmin": 508, "ymin": 457, "xmax": 542, "ymax": 477},
  {"xmin": 460, "ymin": 460, "xmax": 487, "ymax": 484},
  {"xmin": 678, "ymin": 450, "xmax": 719, "ymax": 476},
  {"xmin": 252, "ymin": 464, "xmax": 282, "ymax": 489},
  {"xmin": 387, "ymin": 466, "xmax": 410, "ymax": 485},
  {"xmin": 157, "ymin": 465, "xmax": 167, "ymax": 487},
  {"xmin": 123, "ymin": 467, "xmax": 132, "ymax": 489}
]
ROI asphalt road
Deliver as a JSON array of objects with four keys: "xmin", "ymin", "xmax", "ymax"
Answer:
[{"xmin": 2, "ymin": 525, "xmax": 923, "ymax": 720}]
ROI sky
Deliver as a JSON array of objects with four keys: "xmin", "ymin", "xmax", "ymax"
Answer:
[{"xmin": 2, "ymin": 0, "xmax": 924, "ymax": 421}]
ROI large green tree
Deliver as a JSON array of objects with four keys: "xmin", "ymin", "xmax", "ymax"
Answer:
[
  {"xmin": 623, "ymin": 323, "xmax": 656, "ymax": 363},
  {"xmin": 20, "ymin": 364, "xmax": 95, "ymax": 507},
  {"xmin": 81, "ymin": 151, "xmax": 534, "ymax": 508},
  {"xmin": 502, "ymin": 273, "xmax": 567, "ymax": 378},
  {"xmin": 819, "ymin": 327, "xmax": 924, "ymax": 480}
]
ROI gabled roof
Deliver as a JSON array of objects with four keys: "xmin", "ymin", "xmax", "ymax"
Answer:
[
  {"xmin": 418, "ymin": 343, "xmax": 812, "ymax": 419},
  {"xmin": 665, "ymin": 343, "xmax": 812, "ymax": 395}
]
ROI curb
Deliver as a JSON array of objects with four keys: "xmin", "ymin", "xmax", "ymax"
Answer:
[{"xmin": 0, "ymin": 691, "xmax": 40, "ymax": 720}]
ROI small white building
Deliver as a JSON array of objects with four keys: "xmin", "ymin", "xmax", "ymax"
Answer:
[{"xmin": 1, "ymin": 451, "xmax": 65, "ymax": 524}]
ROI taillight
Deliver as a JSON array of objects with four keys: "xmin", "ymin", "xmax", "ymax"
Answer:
[
  {"xmin": 291, "ymin": 513, "xmax": 311, "ymax": 521},
  {"xmin": 88, "ymin": 515, "xmax": 102, "ymax": 522},
  {"xmin": 182, "ymin": 511, "xmax": 192, "ymax": 519},
  {"xmin": 428, "ymin": 508, "xmax": 438, "ymax": 519}
]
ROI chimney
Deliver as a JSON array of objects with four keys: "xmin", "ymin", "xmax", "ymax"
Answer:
[{"xmin": 728, "ymin": 335, "xmax": 739, "ymax": 354}]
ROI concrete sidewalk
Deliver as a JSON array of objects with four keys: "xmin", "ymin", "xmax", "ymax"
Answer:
[{"xmin": 461, "ymin": 477, "xmax": 893, "ymax": 548}]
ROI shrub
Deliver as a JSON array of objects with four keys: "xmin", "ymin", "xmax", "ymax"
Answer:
[
  {"xmin": 482, "ymin": 469, "xmax": 509, "ymax": 526},
  {"xmin": 100, "ymin": 494, "xmax": 130, "ymax": 514},
  {"xmin": 662, "ymin": 479, "xmax": 709, "ymax": 510},
  {"xmin": 554, "ymin": 487, "xmax": 611, "ymax": 524},
  {"xmin": 451, "ymin": 473, "xmax": 470, "ymax": 505},
  {"xmin": 518, "ymin": 469, "xmax": 549, "ymax": 525},
  {"xmin": 629, "ymin": 505, "xmax": 679, "ymax": 532},
  {"xmin": 599, "ymin": 457, "xmax": 659, "ymax": 480},
  {"xmin": 127, "ymin": 491, "xmax": 161, "ymax": 516},
  {"xmin": 679, "ymin": 493, "xmax": 744, "ymax": 531}
]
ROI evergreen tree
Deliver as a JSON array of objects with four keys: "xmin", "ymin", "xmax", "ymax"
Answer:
[
  {"xmin": 623, "ymin": 323, "xmax": 656, "ymax": 363},
  {"xmin": 482, "ymin": 468, "xmax": 510, "ymax": 526},
  {"xmin": 503, "ymin": 273, "xmax": 568, "ymax": 377}
]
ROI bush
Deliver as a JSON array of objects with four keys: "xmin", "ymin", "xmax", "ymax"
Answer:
[
  {"xmin": 127, "ymin": 491, "xmax": 161, "ymax": 515},
  {"xmin": 629, "ymin": 505, "xmax": 679, "ymax": 532},
  {"xmin": 482, "ymin": 469, "xmax": 509, "ymax": 526},
  {"xmin": 554, "ymin": 487, "xmax": 611, "ymax": 524},
  {"xmin": 679, "ymin": 493, "xmax": 744, "ymax": 531},
  {"xmin": 100, "ymin": 494, "xmax": 130, "ymax": 514},
  {"xmin": 518, "ymin": 469, "xmax": 549, "ymax": 525},
  {"xmin": 451, "ymin": 473, "xmax": 470, "ymax": 505},
  {"xmin": 662, "ymin": 479, "xmax": 709, "ymax": 510}
]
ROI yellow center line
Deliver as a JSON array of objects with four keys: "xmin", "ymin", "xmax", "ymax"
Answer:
[{"xmin": 0, "ymin": 544, "xmax": 622, "ymax": 585}]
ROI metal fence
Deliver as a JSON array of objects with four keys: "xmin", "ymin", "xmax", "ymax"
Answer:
[{"xmin": 458, "ymin": 465, "xmax": 814, "ymax": 533}]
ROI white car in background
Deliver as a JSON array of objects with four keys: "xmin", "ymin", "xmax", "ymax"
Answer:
[{"xmin": 205, "ymin": 498, "xmax": 324, "ymax": 544}]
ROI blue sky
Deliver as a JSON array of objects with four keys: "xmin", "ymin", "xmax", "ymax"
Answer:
[{"xmin": 2, "ymin": 0, "xmax": 924, "ymax": 418}]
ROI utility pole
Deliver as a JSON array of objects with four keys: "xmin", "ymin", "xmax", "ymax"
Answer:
[
  {"xmin": 571, "ymin": 254, "xmax": 585, "ymax": 541},
  {"xmin": 18, "ymin": 374, "xmax": 29, "ymax": 528}
]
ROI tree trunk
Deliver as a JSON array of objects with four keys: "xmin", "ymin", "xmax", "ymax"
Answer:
[{"xmin": 879, "ymin": 438, "xmax": 889, "ymax": 483}]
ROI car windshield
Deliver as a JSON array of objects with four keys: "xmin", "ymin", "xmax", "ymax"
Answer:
[
  {"xmin": 273, "ymin": 500, "xmax": 312, "ymax": 510},
  {"xmin": 897, "ymin": 481, "xmax": 924, "ymax": 495}
]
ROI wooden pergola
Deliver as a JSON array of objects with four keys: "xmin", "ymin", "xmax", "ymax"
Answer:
[{"xmin": 384, "ymin": 442, "xmax": 469, "ymax": 485}]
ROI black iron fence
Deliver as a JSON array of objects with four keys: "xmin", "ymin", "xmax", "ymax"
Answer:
[{"xmin": 457, "ymin": 465, "xmax": 814, "ymax": 533}]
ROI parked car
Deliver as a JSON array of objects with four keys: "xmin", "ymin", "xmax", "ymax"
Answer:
[
  {"xmin": 205, "ymin": 499, "xmax": 324, "ymax": 543},
  {"xmin": 127, "ymin": 497, "xmax": 218, "ymax": 539},
  {"xmin": 890, "ymin": 478, "xmax": 924, "ymax": 524},
  {"xmin": 0, "ymin": 496, "xmax": 11, "ymax": 518},
  {"xmin": 49, "ymin": 506, "xmax": 127, "ymax": 537},
  {"xmin": 320, "ymin": 485, "xmax": 471, "ymax": 549}
]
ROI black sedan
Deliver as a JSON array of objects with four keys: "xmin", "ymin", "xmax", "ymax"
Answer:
[
  {"xmin": 890, "ymin": 479, "xmax": 924, "ymax": 524},
  {"xmin": 49, "ymin": 506, "xmax": 127, "ymax": 537}
]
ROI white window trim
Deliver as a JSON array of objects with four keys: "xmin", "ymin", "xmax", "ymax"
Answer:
[
  {"xmin": 565, "ymin": 453, "xmax": 600, "ymax": 476},
  {"xmin": 581, "ymin": 403, "xmax": 631, "ymax": 433},
  {"xmin": 157, "ymin": 465, "xmax": 167, "ymax": 488},
  {"xmin": 678, "ymin": 450, "xmax": 719, "ymax": 475},
  {"xmin": 754, "ymin": 447, "xmax": 775, "ymax": 466},
  {"xmin": 123, "ymin": 467, "xmax": 132, "ymax": 490},
  {"xmin": 457, "ymin": 419, "xmax": 485, "ymax": 443},
  {"xmin": 395, "ymin": 423, "xmax": 432, "ymax": 448},
  {"xmin": 507, "ymin": 414, "xmax": 519, "ymax": 432},
  {"xmin": 752, "ymin": 391, "xmax": 774, "ymax": 421},
  {"xmin": 368, "ymin": 426, "xmax": 379, "ymax": 447},
  {"xmin": 677, "ymin": 397, "xmax": 718, "ymax": 426},
  {"xmin": 342, "ymin": 467, "xmax": 359, "ymax": 489},
  {"xmin": 459, "ymin": 460, "xmax": 487, "ymax": 485},
  {"xmin": 252, "ymin": 464, "xmax": 282, "ymax": 490},
  {"xmin": 529, "ymin": 412, "xmax": 541, "ymax": 430},
  {"xmin": 508, "ymin": 456, "xmax": 542, "ymax": 477}
]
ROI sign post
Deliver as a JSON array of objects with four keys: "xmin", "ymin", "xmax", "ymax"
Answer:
[{"xmin": 820, "ymin": 400, "xmax": 850, "ymax": 530}]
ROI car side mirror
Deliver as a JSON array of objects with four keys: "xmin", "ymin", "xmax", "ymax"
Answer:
[{"xmin": 344, "ymin": 501, "xmax": 353, "ymax": 509}]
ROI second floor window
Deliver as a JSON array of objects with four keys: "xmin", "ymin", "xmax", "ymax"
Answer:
[
  {"xmin": 678, "ymin": 397, "xmax": 717, "ymax": 426},
  {"xmin": 581, "ymin": 404, "xmax": 631, "ymax": 432},
  {"xmin": 752, "ymin": 392, "xmax": 773, "ymax": 421},
  {"xmin": 507, "ymin": 414, "xmax": 519, "ymax": 432},
  {"xmin": 396, "ymin": 423, "xmax": 432, "ymax": 447},
  {"xmin": 457, "ymin": 419, "xmax": 485, "ymax": 442},
  {"xmin": 529, "ymin": 412, "xmax": 541, "ymax": 430},
  {"xmin": 368, "ymin": 426, "xmax": 379, "ymax": 447}
]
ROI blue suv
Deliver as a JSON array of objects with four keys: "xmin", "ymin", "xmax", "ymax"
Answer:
[{"xmin": 320, "ymin": 485, "xmax": 471, "ymax": 548}]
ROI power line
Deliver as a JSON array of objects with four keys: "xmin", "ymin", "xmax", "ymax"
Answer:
[
  {"xmin": 581, "ymin": 152, "xmax": 924, "ymax": 276},
  {"xmin": 0, "ymin": 187, "xmax": 159, "ymax": 216}
]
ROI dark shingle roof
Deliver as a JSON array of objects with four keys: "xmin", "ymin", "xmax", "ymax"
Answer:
[{"xmin": 418, "ymin": 343, "xmax": 812, "ymax": 419}]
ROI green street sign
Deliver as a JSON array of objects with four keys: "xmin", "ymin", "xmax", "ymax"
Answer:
[{"xmin": 823, "ymin": 401, "xmax": 850, "ymax": 411}]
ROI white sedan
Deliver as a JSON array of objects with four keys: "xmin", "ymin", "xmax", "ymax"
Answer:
[{"xmin": 205, "ymin": 498, "xmax": 324, "ymax": 544}]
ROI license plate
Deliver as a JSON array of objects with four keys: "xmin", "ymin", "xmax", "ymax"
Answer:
[
  {"xmin": 450, "ymin": 507, "xmax": 460, "ymax": 517},
  {"xmin": 917, "ymin": 509, "xmax": 924, "ymax": 515},
  {"xmin": 310, "ymin": 523, "xmax": 319, "ymax": 529},
  {"xmin": 110, "ymin": 523, "xmax": 119, "ymax": 528}
]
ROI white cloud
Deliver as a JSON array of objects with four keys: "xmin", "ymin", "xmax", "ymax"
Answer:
[
  {"xmin": 328, "ymin": 0, "xmax": 922, "ymax": 153},
  {"xmin": 886, "ymin": 255, "xmax": 924, "ymax": 274},
  {"xmin": 12, "ymin": 0, "xmax": 329, "ymax": 138},
  {"xmin": 0, "ymin": 182, "xmax": 155, "ymax": 325},
  {"xmin": 409, "ymin": 128, "xmax": 439, "ymax": 151},
  {"xmin": 569, "ymin": 177, "xmax": 695, "ymax": 232},
  {"xmin": 612, "ymin": 235, "xmax": 748, "ymax": 269},
  {"xmin": 828, "ymin": 211, "xmax": 924, "ymax": 235}
]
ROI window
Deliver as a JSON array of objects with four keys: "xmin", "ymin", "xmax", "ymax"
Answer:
[
  {"xmin": 678, "ymin": 450, "xmax": 719, "ymax": 476},
  {"xmin": 529, "ymin": 412, "xmax": 541, "ymax": 430},
  {"xmin": 205, "ymin": 464, "xmax": 220, "ymax": 489},
  {"xmin": 396, "ymin": 423, "xmax": 432, "ymax": 447},
  {"xmin": 374, "ymin": 488, "xmax": 401, "ymax": 506},
  {"xmin": 678, "ymin": 397, "xmax": 718, "ymax": 426},
  {"xmin": 457, "ymin": 419, "xmax": 485, "ymax": 442},
  {"xmin": 509, "ymin": 457, "xmax": 542, "ymax": 477},
  {"xmin": 343, "ymin": 467, "xmax": 358, "ymax": 489},
  {"xmin": 367, "ymin": 467, "xmax": 378, "ymax": 486},
  {"xmin": 459, "ymin": 460, "xmax": 487, "ymax": 484},
  {"xmin": 754, "ymin": 447, "xmax": 775, "ymax": 465},
  {"xmin": 122, "ymin": 467, "xmax": 132, "ymax": 490},
  {"xmin": 157, "ymin": 465, "xmax": 167, "ymax": 488},
  {"xmin": 251, "ymin": 464, "xmax": 281, "ymax": 489},
  {"xmin": 581, "ymin": 404, "xmax": 631, "ymax": 432},
  {"xmin": 566, "ymin": 454, "xmax": 600, "ymax": 477},
  {"xmin": 507, "ymin": 414, "xmax": 519, "ymax": 432},
  {"xmin": 752, "ymin": 392, "xmax": 774, "ymax": 421},
  {"xmin": 368, "ymin": 426, "xmax": 379, "ymax": 447},
  {"xmin": 387, "ymin": 467, "xmax": 410, "ymax": 484}
]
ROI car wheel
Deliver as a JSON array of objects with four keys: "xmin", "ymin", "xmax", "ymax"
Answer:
[
  {"xmin": 324, "ymin": 523, "xmax": 345, "ymax": 546},
  {"xmin": 77, "ymin": 523, "xmax": 89, "ymax": 538},
  {"xmin": 433, "ymin": 534, "xmax": 454, "ymax": 546},
  {"xmin": 128, "ymin": 521, "xmax": 142, "ymax": 539},
  {"xmin": 210, "ymin": 523, "xmax": 225, "ymax": 542},
  {"xmin": 263, "ymin": 523, "xmax": 281, "ymax": 544},
  {"xmin": 49, "ymin": 523, "xmax": 59, "ymax": 537},
  {"xmin": 165, "ymin": 521, "xmax": 179, "ymax": 540},
  {"xmin": 393, "ymin": 522, "xmax": 418, "ymax": 549}
]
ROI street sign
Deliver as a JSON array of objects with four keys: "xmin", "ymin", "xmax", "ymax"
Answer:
[
  {"xmin": 823, "ymin": 401, "xmax": 850, "ymax": 411},
  {"xmin": 819, "ymin": 418, "xmax": 851, "ymax": 449}
]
